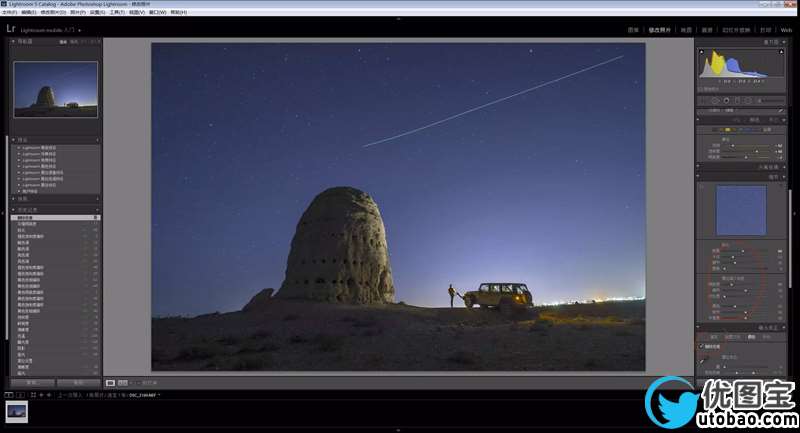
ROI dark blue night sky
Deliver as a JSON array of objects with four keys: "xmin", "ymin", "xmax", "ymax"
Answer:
[
  {"xmin": 152, "ymin": 43, "xmax": 645, "ymax": 316},
  {"xmin": 14, "ymin": 62, "xmax": 98, "ymax": 107}
]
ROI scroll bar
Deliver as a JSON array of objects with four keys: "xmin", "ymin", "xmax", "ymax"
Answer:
[
  {"xmin": 5, "ymin": 135, "xmax": 9, "ymax": 341},
  {"xmin": 790, "ymin": 189, "xmax": 792, "ymax": 290}
]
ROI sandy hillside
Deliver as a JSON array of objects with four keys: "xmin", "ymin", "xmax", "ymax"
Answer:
[{"xmin": 152, "ymin": 299, "xmax": 645, "ymax": 371}]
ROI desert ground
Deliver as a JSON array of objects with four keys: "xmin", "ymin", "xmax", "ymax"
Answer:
[
  {"xmin": 15, "ymin": 106, "xmax": 97, "ymax": 118},
  {"xmin": 152, "ymin": 299, "xmax": 644, "ymax": 371}
]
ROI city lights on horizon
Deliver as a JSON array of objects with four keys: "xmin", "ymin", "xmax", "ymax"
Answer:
[{"xmin": 538, "ymin": 295, "xmax": 646, "ymax": 307}]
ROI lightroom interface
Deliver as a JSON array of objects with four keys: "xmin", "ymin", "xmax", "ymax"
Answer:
[{"xmin": 1, "ymin": 2, "xmax": 796, "ymax": 430}]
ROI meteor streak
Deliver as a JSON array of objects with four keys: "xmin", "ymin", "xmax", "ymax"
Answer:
[{"xmin": 362, "ymin": 55, "xmax": 625, "ymax": 148}]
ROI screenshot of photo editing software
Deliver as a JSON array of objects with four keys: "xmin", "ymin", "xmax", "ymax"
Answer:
[{"xmin": 1, "ymin": 1, "xmax": 797, "ymax": 430}]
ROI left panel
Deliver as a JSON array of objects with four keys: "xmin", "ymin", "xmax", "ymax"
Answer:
[{"xmin": 6, "ymin": 37, "xmax": 103, "ymax": 389}]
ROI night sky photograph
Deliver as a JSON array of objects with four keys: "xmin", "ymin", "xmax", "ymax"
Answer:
[
  {"xmin": 14, "ymin": 61, "xmax": 98, "ymax": 107},
  {"xmin": 151, "ymin": 43, "xmax": 646, "ymax": 317}
]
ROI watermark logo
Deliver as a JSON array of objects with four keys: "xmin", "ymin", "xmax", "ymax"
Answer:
[
  {"xmin": 696, "ymin": 378, "xmax": 797, "ymax": 428},
  {"xmin": 645, "ymin": 376, "xmax": 798, "ymax": 429},
  {"xmin": 645, "ymin": 376, "xmax": 700, "ymax": 429}
]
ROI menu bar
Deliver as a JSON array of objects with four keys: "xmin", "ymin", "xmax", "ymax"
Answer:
[{"xmin": 0, "ymin": 1, "xmax": 796, "ymax": 17}]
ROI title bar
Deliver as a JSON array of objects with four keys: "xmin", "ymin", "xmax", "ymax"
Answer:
[{"xmin": 0, "ymin": 1, "xmax": 797, "ymax": 17}]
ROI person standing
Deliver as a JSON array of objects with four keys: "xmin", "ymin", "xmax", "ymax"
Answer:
[{"xmin": 448, "ymin": 284, "xmax": 456, "ymax": 308}]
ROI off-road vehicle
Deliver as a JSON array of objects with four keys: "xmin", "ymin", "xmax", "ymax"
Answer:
[{"xmin": 462, "ymin": 283, "xmax": 533, "ymax": 315}]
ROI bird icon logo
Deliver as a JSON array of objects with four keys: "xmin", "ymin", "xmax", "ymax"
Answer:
[{"xmin": 645, "ymin": 376, "xmax": 700, "ymax": 429}]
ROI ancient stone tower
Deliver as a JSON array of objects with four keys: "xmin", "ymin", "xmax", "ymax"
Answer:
[
  {"xmin": 277, "ymin": 186, "xmax": 395, "ymax": 304},
  {"xmin": 31, "ymin": 86, "xmax": 56, "ymax": 108}
]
